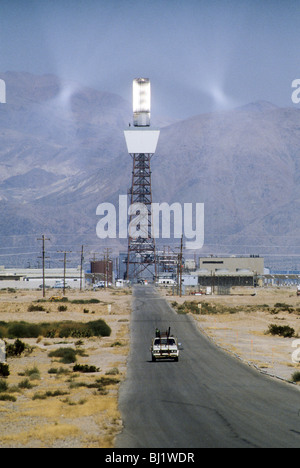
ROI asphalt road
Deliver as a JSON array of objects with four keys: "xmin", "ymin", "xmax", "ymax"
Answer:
[{"xmin": 116, "ymin": 285, "xmax": 300, "ymax": 448}]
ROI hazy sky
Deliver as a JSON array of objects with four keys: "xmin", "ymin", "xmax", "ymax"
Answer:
[{"xmin": 0, "ymin": 0, "xmax": 299, "ymax": 120}]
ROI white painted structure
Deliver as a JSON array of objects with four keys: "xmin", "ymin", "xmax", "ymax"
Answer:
[{"xmin": 124, "ymin": 128, "xmax": 160, "ymax": 154}]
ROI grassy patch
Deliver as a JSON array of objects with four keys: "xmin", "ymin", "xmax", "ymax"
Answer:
[
  {"xmin": 0, "ymin": 394, "xmax": 16, "ymax": 401},
  {"xmin": 18, "ymin": 378, "xmax": 34, "ymax": 389},
  {"xmin": 69, "ymin": 376, "xmax": 120, "ymax": 395},
  {"xmin": 73, "ymin": 364, "xmax": 99, "ymax": 373},
  {"xmin": 24, "ymin": 365, "xmax": 41, "ymax": 380},
  {"xmin": 105, "ymin": 367, "xmax": 119, "ymax": 376},
  {"xmin": 48, "ymin": 347, "xmax": 78, "ymax": 364},
  {"xmin": 48, "ymin": 367, "xmax": 70, "ymax": 375},
  {"xmin": 0, "ymin": 379, "xmax": 8, "ymax": 392},
  {"xmin": 28, "ymin": 304, "xmax": 46, "ymax": 312},
  {"xmin": 173, "ymin": 300, "xmax": 299, "ymax": 316},
  {"xmin": 273, "ymin": 303, "xmax": 294, "ymax": 313},
  {"xmin": 71, "ymin": 299, "xmax": 101, "ymax": 304},
  {"xmin": 0, "ymin": 319, "xmax": 111, "ymax": 339},
  {"xmin": 32, "ymin": 390, "xmax": 69, "ymax": 400},
  {"xmin": 6, "ymin": 339, "xmax": 26, "ymax": 356},
  {"xmin": 267, "ymin": 324, "xmax": 295, "ymax": 338},
  {"xmin": 0, "ymin": 363, "xmax": 10, "ymax": 377},
  {"xmin": 292, "ymin": 371, "xmax": 300, "ymax": 382},
  {"xmin": 174, "ymin": 301, "xmax": 230, "ymax": 315}
]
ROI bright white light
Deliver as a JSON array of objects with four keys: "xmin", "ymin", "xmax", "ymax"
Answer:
[
  {"xmin": 133, "ymin": 78, "xmax": 150, "ymax": 113},
  {"xmin": 133, "ymin": 78, "xmax": 150, "ymax": 126}
]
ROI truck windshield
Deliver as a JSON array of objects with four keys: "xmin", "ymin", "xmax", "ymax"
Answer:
[{"xmin": 154, "ymin": 338, "xmax": 175, "ymax": 345}]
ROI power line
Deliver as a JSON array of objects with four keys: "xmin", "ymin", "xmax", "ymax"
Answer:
[{"xmin": 0, "ymin": 252, "xmax": 40, "ymax": 257}]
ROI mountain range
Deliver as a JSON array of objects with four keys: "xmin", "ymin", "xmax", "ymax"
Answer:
[{"xmin": 0, "ymin": 71, "xmax": 299, "ymax": 270}]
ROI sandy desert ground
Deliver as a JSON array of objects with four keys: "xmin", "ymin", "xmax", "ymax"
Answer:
[
  {"xmin": 0, "ymin": 287, "xmax": 131, "ymax": 448},
  {"xmin": 165, "ymin": 286, "xmax": 300, "ymax": 383},
  {"xmin": 1, "ymin": 285, "xmax": 300, "ymax": 448}
]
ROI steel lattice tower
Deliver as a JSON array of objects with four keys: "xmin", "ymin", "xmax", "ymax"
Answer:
[
  {"xmin": 127, "ymin": 152, "xmax": 156, "ymax": 280},
  {"xmin": 124, "ymin": 79, "xmax": 160, "ymax": 282}
]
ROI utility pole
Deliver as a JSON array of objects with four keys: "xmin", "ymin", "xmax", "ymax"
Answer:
[
  {"xmin": 177, "ymin": 235, "xmax": 183, "ymax": 297},
  {"xmin": 37, "ymin": 235, "xmax": 50, "ymax": 298},
  {"xmin": 179, "ymin": 235, "xmax": 183, "ymax": 297},
  {"xmin": 80, "ymin": 245, "xmax": 84, "ymax": 291},
  {"xmin": 58, "ymin": 251, "xmax": 72, "ymax": 296},
  {"xmin": 103, "ymin": 248, "xmax": 112, "ymax": 288}
]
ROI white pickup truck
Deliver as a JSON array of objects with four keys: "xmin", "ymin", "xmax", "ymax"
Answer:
[{"xmin": 151, "ymin": 330, "xmax": 179, "ymax": 362}]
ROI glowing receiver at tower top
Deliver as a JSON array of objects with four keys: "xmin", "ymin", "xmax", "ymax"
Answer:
[
  {"xmin": 133, "ymin": 78, "xmax": 150, "ymax": 127},
  {"xmin": 124, "ymin": 78, "xmax": 160, "ymax": 155}
]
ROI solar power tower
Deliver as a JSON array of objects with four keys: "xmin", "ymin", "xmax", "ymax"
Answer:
[{"xmin": 124, "ymin": 78, "xmax": 160, "ymax": 282}]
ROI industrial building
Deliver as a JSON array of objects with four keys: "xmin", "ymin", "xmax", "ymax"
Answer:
[
  {"xmin": 198, "ymin": 255, "xmax": 264, "ymax": 275},
  {"xmin": 86, "ymin": 260, "xmax": 113, "ymax": 284},
  {"xmin": 0, "ymin": 266, "xmax": 82, "ymax": 289},
  {"xmin": 196, "ymin": 255, "xmax": 264, "ymax": 292},
  {"xmin": 2, "ymin": 254, "xmax": 293, "ymax": 294}
]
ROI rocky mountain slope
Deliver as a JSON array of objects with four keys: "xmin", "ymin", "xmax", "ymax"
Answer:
[
  {"xmin": 156, "ymin": 102, "xmax": 300, "ymax": 268},
  {"xmin": 0, "ymin": 71, "xmax": 299, "ymax": 269}
]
